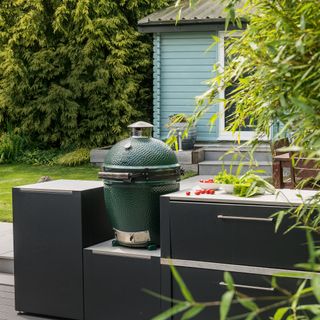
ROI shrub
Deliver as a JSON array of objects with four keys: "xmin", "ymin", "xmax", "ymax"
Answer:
[
  {"xmin": 56, "ymin": 148, "xmax": 90, "ymax": 166},
  {"xmin": 17, "ymin": 149, "xmax": 62, "ymax": 166},
  {"xmin": 0, "ymin": 0, "xmax": 169, "ymax": 148},
  {"xmin": 0, "ymin": 131, "xmax": 26, "ymax": 163}
]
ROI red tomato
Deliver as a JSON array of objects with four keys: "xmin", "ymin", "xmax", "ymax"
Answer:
[
  {"xmin": 186, "ymin": 191, "xmax": 191, "ymax": 196},
  {"xmin": 195, "ymin": 191, "xmax": 201, "ymax": 195}
]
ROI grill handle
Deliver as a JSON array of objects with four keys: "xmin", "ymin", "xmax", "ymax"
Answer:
[
  {"xmin": 217, "ymin": 215, "xmax": 273, "ymax": 222},
  {"xmin": 99, "ymin": 168, "xmax": 181, "ymax": 182},
  {"xmin": 219, "ymin": 282, "xmax": 275, "ymax": 292},
  {"xmin": 98, "ymin": 172, "xmax": 131, "ymax": 180}
]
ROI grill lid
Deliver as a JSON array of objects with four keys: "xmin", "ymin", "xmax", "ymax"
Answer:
[
  {"xmin": 104, "ymin": 136, "xmax": 179, "ymax": 170},
  {"xmin": 103, "ymin": 121, "xmax": 179, "ymax": 173}
]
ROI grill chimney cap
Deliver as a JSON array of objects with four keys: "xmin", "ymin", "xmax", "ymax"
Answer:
[{"xmin": 128, "ymin": 121, "xmax": 154, "ymax": 129}]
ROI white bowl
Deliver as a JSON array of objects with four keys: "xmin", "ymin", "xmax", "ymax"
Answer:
[{"xmin": 197, "ymin": 182, "xmax": 221, "ymax": 190}]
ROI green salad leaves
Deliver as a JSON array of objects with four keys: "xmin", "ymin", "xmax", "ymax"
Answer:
[{"xmin": 215, "ymin": 170, "xmax": 276, "ymax": 197}]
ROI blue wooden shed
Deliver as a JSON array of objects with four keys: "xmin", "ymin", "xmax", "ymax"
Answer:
[{"xmin": 138, "ymin": 0, "xmax": 248, "ymax": 143}]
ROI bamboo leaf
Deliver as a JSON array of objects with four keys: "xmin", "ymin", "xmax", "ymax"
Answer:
[
  {"xmin": 151, "ymin": 303, "xmax": 190, "ymax": 320},
  {"xmin": 220, "ymin": 290, "xmax": 234, "ymax": 320},
  {"xmin": 181, "ymin": 306, "xmax": 205, "ymax": 319},
  {"xmin": 312, "ymin": 274, "xmax": 320, "ymax": 303},
  {"xmin": 292, "ymin": 279, "xmax": 307, "ymax": 310},
  {"xmin": 224, "ymin": 272, "xmax": 234, "ymax": 291},
  {"xmin": 238, "ymin": 298, "xmax": 258, "ymax": 312},
  {"xmin": 170, "ymin": 264, "xmax": 194, "ymax": 302},
  {"xmin": 245, "ymin": 312, "xmax": 256, "ymax": 320},
  {"xmin": 274, "ymin": 210, "xmax": 286, "ymax": 233},
  {"xmin": 273, "ymin": 307, "xmax": 288, "ymax": 320}
]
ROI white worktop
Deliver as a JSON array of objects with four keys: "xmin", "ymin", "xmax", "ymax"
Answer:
[
  {"xmin": 168, "ymin": 175, "xmax": 318, "ymax": 207},
  {"xmin": 86, "ymin": 240, "xmax": 160, "ymax": 259},
  {"xmin": 16, "ymin": 179, "xmax": 103, "ymax": 192}
]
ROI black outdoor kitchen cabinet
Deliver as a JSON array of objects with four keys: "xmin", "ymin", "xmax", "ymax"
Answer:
[
  {"xmin": 159, "ymin": 188, "xmax": 319, "ymax": 319},
  {"xmin": 161, "ymin": 264, "xmax": 312, "ymax": 320},
  {"xmin": 160, "ymin": 197, "xmax": 310, "ymax": 270},
  {"xmin": 84, "ymin": 240, "xmax": 161, "ymax": 320},
  {"xmin": 13, "ymin": 180, "xmax": 113, "ymax": 320},
  {"xmin": 162, "ymin": 200, "xmax": 309, "ymax": 269}
]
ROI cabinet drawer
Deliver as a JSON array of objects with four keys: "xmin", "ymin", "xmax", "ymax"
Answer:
[
  {"xmin": 168, "ymin": 201, "xmax": 309, "ymax": 269},
  {"xmin": 166, "ymin": 265, "xmax": 311, "ymax": 320},
  {"xmin": 84, "ymin": 248, "xmax": 161, "ymax": 320}
]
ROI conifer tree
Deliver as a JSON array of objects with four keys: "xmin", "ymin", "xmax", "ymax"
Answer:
[{"xmin": 0, "ymin": 0, "xmax": 169, "ymax": 147}]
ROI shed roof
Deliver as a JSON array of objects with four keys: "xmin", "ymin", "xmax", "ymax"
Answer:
[{"xmin": 138, "ymin": 0, "xmax": 242, "ymax": 32}]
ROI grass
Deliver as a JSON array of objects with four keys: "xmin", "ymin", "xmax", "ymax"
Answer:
[
  {"xmin": 0, "ymin": 164, "xmax": 197, "ymax": 223},
  {"xmin": 0, "ymin": 164, "xmax": 100, "ymax": 222}
]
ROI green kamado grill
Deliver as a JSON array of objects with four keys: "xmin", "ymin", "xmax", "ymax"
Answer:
[{"xmin": 99, "ymin": 121, "xmax": 180, "ymax": 250}]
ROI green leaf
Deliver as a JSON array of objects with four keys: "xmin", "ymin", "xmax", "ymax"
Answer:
[
  {"xmin": 209, "ymin": 113, "xmax": 218, "ymax": 127},
  {"xmin": 212, "ymin": 35, "xmax": 220, "ymax": 43},
  {"xmin": 238, "ymin": 298, "xmax": 258, "ymax": 312},
  {"xmin": 189, "ymin": 0, "xmax": 196, "ymax": 8},
  {"xmin": 170, "ymin": 264, "xmax": 194, "ymax": 302},
  {"xmin": 292, "ymin": 279, "xmax": 307, "ymax": 310},
  {"xmin": 300, "ymin": 14, "xmax": 305, "ymax": 30},
  {"xmin": 274, "ymin": 210, "xmax": 287, "ymax": 233},
  {"xmin": 312, "ymin": 274, "xmax": 320, "ymax": 302},
  {"xmin": 273, "ymin": 307, "xmax": 288, "ymax": 320},
  {"xmin": 181, "ymin": 306, "xmax": 205, "ymax": 319},
  {"xmin": 224, "ymin": 272, "xmax": 234, "ymax": 291},
  {"xmin": 175, "ymin": 7, "xmax": 182, "ymax": 24},
  {"xmin": 245, "ymin": 312, "xmax": 256, "ymax": 320},
  {"xmin": 220, "ymin": 290, "xmax": 234, "ymax": 320},
  {"xmin": 297, "ymin": 304, "xmax": 320, "ymax": 314},
  {"xmin": 151, "ymin": 303, "xmax": 190, "ymax": 320}
]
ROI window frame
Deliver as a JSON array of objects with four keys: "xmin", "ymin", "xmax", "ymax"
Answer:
[{"xmin": 217, "ymin": 31, "xmax": 267, "ymax": 141}]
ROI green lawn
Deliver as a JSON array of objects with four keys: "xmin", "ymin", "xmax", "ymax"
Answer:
[{"xmin": 0, "ymin": 164, "xmax": 100, "ymax": 222}]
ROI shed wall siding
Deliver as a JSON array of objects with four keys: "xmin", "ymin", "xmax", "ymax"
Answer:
[
  {"xmin": 158, "ymin": 31, "xmax": 219, "ymax": 141},
  {"xmin": 153, "ymin": 33, "xmax": 161, "ymax": 139}
]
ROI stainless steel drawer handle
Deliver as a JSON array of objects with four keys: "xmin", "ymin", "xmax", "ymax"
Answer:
[
  {"xmin": 217, "ymin": 215, "xmax": 273, "ymax": 222},
  {"xmin": 219, "ymin": 282, "xmax": 275, "ymax": 292}
]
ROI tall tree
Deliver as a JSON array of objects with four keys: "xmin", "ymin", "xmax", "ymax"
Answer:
[{"xmin": 0, "ymin": 0, "xmax": 169, "ymax": 147}]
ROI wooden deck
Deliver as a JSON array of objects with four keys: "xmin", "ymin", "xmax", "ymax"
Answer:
[{"xmin": 0, "ymin": 285, "xmax": 52, "ymax": 320}]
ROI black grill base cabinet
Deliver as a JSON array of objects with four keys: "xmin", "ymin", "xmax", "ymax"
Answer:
[
  {"xmin": 84, "ymin": 241, "xmax": 161, "ymax": 320},
  {"xmin": 13, "ymin": 180, "xmax": 113, "ymax": 320}
]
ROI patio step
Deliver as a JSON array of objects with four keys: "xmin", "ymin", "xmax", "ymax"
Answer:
[
  {"xmin": 203, "ymin": 144, "xmax": 272, "ymax": 162},
  {"xmin": 198, "ymin": 160, "xmax": 272, "ymax": 176},
  {"xmin": 0, "ymin": 272, "xmax": 14, "ymax": 286},
  {"xmin": 0, "ymin": 255, "xmax": 14, "ymax": 274},
  {"xmin": 196, "ymin": 142, "xmax": 272, "ymax": 175}
]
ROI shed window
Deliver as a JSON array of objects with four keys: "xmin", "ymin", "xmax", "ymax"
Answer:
[{"xmin": 218, "ymin": 31, "xmax": 255, "ymax": 140}]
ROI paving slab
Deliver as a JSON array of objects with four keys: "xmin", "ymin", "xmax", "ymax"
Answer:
[
  {"xmin": 0, "ymin": 273, "xmax": 14, "ymax": 286},
  {"xmin": 0, "ymin": 223, "xmax": 13, "ymax": 259}
]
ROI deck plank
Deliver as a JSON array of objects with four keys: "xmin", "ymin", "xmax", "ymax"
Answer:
[
  {"xmin": 0, "ymin": 285, "xmax": 14, "ymax": 293},
  {"xmin": 0, "ymin": 285, "xmax": 55, "ymax": 320}
]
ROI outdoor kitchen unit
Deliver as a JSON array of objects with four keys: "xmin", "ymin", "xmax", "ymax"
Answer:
[{"xmin": 99, "ymin": 121, "xmax": 180, "ymax": 249}]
